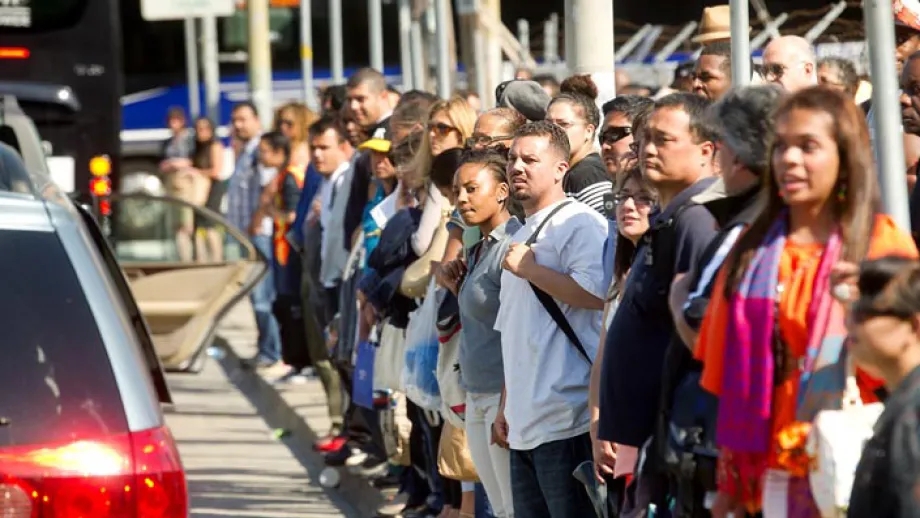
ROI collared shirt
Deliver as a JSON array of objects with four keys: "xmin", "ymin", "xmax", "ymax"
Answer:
[
  {"xmin": 225, "ymin": 136, "xmax": 263, "ymax": 235},
  {"xmin": 319, "ymin": 159, "xmax": 354, "ymax": 287},
  {"xmin": 457, "ymin": 217, "xmax": 522, "ymax": 394},
  {"xmin": 494, "ymin": 199, "xmax": 607, "ymax": 450}
]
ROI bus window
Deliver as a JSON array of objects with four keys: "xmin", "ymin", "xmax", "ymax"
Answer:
[{"xmin": 0, "ymin": 0, "xmax": 89, "ymax": 32}]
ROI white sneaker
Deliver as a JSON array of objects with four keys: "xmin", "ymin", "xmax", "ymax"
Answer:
[{"xmin": 273, "ymin": 368, "xmax": 309, "ymax": 385}]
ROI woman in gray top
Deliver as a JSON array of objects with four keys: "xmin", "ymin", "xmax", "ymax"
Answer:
[{"xmin": 441, "ymin": 148, "xmax": 521, "ymax": 518}]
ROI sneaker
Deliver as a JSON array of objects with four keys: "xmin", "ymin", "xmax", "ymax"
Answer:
[
  {"xmin": 324, "ymin": 445, "xmax": 357, "ymax": 467},
  {"xmin": 375, "ymin": 493, "xmax": 410, "ymax": 517},
  {"xmin": 344, "ymin": 449, "xmax": 369, "ymax": 468},
  {"xmin": 273, "ymin": 368, "xmax": 309, "ymax": 386},
  {"xmin": 352, "ymin": 454, "xmax": 388, "ymax": 478}
]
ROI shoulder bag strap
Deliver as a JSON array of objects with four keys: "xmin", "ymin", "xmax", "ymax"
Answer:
[{"xmin": 524, "ymin": 201, "xmax": 593, "ymax": 365}]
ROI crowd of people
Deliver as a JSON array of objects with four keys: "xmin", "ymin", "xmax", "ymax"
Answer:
[{"xmin": 154, "ymin": 3, "xmax": 920, "ymax": 517}]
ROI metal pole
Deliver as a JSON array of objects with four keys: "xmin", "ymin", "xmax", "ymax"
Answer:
[
  {"xmin": 329, "ymin": 0, "xmax": 344, "ymax": 83},
  {"xmin": 201, "ymin": 15, "xmax": 221, "ymax": 125},
  {"xmin": 434, "ymin": 0, "xmax": 452, "ymax": 98},
  {"xmin": 184, "ymin": 18, "xmax": 201, "ymax": 118},
  {"xmin": 410, "ymin": 15, "xmax": 426, "ymax": 91},
  {"xmin": 804, "ymin": 1, "xmax": 848, "ymax": 43},
  {"xmin": 729, "ymin": 0, "xmax": 751, "ymax": 87},
  {"xmin": 544, "ymin": 13, "xmax": 559, "ymax": 64},
  {"xmin": 614, "ymin": 24, "xmax": 651, "ymax": 62},
  {"xmin": 866, "ymin": 0, "xmax": 910, "ymax": 229},
  {"xmin": 473, "ymin": 16, "xmax": 489, "ymax": 104},
  {"xmin": 248, "ymin": 0, "xmax": 273, "ymax": 128},
  {"xmin": 571, "ymin": 0, "xmax": 615, "ymax": 107},
  {"xmin": 300, "ymin": 0, "xmax": 318, "ymax": 110},
  {"xmin": 369, "ymin": 0, "xmax": 384, "ymax": 71},
  {"xmin": 653, "ymin": 22, "xmax": 697, "ymax": 63},
  {"xmin": 398, "ymin": 0, "xmax": 414, "ymax": 89},
  {"xmin": 517, "ymin": 19, "xmax": 530, "ymax": 56},
  {"xmin": 564, "ymin": 0, "xmax": 575, "ymax": 68},
  {"xmin": 750, "ymin": 12, "xmax": 788, "ymax": 49}
]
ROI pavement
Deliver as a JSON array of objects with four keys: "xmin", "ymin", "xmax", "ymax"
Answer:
[{"xmin": 164, "ymin": 300, "xmax": 391, "ymax": 518}]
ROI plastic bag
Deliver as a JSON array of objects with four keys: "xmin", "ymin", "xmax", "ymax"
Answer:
[{"xmin": 402, "ymin": 278, "xmax": 443, "ymax": 411}]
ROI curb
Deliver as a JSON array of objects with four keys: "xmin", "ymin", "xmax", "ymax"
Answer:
[{"xmin": 213, "ymin": 337, "xmax": 389, "ymax": 518}]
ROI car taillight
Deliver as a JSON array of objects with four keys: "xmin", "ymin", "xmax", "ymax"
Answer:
[{"xmin": 0, "ymin": 426, "xmax": 188, "ymax": 517}]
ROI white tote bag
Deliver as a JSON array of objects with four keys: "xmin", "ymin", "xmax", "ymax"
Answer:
[
  {"xmin": 373, "ymin": 319, "xmax": 407, "ymax": 392},
  {"xmin": 805, "ymin": 363, "xmax": 883, "ymax": 518}
]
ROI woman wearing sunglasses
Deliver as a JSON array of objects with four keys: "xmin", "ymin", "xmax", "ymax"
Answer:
[{"xmin": 847, "ymin": 256, "xmax": 920, "ymax": 518}]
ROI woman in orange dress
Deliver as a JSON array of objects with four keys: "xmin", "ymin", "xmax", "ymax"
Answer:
[{"xmin": 695, "ymin": 87, "xmax": 919, "ymax": 517}]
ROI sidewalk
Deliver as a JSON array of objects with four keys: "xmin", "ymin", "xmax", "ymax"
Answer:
[
  {"xmin": 214, "ymin": 301, "xmax": 392, "ymax": 517},
  {"xmin": 164, "ymin": 339, "xmax": 354, "ymax": 517}
]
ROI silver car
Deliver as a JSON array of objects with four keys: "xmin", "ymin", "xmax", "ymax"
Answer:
[{"xmin": 0, "ymin": 141, "xmax": 189, "ymax": 516}]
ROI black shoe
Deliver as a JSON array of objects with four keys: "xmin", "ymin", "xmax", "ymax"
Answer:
[
  {"xmin": 353, "ymin": 455, "xmax": 388, "ymax": 478},
  {"xmin": 323, "ymin": 445, "xmax": 356, "ymax": 467},
  {"xmin": 371, "ymin": 471, "xmax": 402, "ymax": 489}
]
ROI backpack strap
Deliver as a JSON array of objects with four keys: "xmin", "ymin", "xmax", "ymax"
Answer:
[{"xmin": 524, "ymin": 201, "xmax": 592, "ymax": 365}]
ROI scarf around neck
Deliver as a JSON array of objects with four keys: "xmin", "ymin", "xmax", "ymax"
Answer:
[{"xmin": 717, "ymin": 212, "xmax": 847, "ymax": 453}]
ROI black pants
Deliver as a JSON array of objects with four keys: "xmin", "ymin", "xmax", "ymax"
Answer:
[{"xmin": 273, "ymin": 294, "xmax": 312, "ymax": 370}]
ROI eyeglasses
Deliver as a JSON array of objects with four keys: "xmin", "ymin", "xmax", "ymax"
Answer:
[
  {"xmin": 600, "ymin": 126, "xmax": 632, "ymax": 145},
  {"xmin": 613, "ymin": 192, "xmax": 656, "ymax": 208},
  {"xmin": 428, "ymin": 121, "xmax": 457, "ymax": 137},
  {"xmin": 466, "ymin": 134, "xmax": 514, "ymax": 148},
  {"xmin": 547, "ymin": 119, "xmax": 582, "ymax": 130},
  {"xmin": 279, "ymin": 119, "xmax": 295, "ymax": 128}
]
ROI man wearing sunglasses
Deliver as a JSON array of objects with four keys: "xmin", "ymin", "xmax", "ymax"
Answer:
[
  {"xmin": 599, "ymin": 96, "xmax": 654, "ymax": 179},
  {"xmin": 760, "ymin": 35, "xmax": 817, "ymax": 93}
]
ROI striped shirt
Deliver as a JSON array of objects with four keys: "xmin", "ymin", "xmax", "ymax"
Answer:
[{"xmin": 563, "ymin": 153, "xmax": 612, "ymax": 216}]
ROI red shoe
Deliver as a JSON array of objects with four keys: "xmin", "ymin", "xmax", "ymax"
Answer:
[{"xmin": 314, "ymin": 435, "xmax": 347, "ymax": 453}]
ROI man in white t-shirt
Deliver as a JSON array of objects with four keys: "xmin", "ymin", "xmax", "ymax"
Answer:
[{"xmin": 494, "ymin": 120, "xmax": 607, "ymax": 517}]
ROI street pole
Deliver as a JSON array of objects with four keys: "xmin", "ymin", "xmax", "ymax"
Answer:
[
  {"xmin": 300, "ymin": 0, "xmax": 318, "ymax": 111},
  {"xmin": 434, "ymin": 0, "xmax": 451, "ymax": 99},
  {"xmin": 201, "ymin": 15, "xmax": 221, "ymax": 125},
  {"xmin": 410, "ymin": 13, "xmax": 426, "ymax": 91},
  {"xmin": 473, "ymin": 16, "xmax": 489, "ymax": 104},
  {"xmin": 571, "ymin": 0, "xmax": 615, "ymax": 104},
  {"xmin": 248, "ymin": 0, "xmax": 273, "ymax": 128},
  {"xmin": 730, "ymin": 0, "xmax": 751, "ymax": 87},
  {"xmin": 330, "ymin": 0, "xmax": 345, "ymax": 83},
  {"xmin": 184, "ymin": 18, "xmax": 201, "ymax": 118},
  {"xmin": 866, "ymin": 0, "xmax": 910, "ymax": 228},
  {"xmin": 398, "ymin": 0, "xmax": 414, "ymax": 89},
  {"xmin": 369, "ymin": 0, "xmax": 385, "ymax": 72}
]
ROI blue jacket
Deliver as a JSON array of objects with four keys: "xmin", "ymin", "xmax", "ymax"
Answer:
[{"xmin": 289, "ymin": 163, "xmax": 323, "ymax": 249}]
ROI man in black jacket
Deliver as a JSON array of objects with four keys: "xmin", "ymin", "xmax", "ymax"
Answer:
[{"xmin": 663, "ymin": 84, "xmax": 784, "ymax": 516}]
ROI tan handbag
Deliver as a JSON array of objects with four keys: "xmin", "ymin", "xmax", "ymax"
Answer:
[
  {"xmin": 399, "ymin": 205, "xmax": 453, "ymax": 298},
  {"xmin": 437, "ymin": 421, "xmax": 479, "ymax": 482}
]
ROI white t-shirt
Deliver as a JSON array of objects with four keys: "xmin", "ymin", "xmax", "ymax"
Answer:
[{"xmin": 494, "ymin": 199, "xmax": 607, "ymax": 450}]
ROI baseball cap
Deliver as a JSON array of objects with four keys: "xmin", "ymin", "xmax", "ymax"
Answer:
[
  {"xmin": 359, "ymin": 124, "xmax": 392, "ymax": 153},
  {"xmin": 496, "ymin": 80, "xmax": 552, "ymax": 121}
]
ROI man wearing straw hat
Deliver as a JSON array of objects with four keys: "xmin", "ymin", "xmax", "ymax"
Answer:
[{"xmin": 692, "ymin": 5, "xmax": 732, "ymax": 45}]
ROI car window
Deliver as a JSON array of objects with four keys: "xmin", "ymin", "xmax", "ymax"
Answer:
[
  {"xmin": 73, "ymin": 200, "xmax": 172, "ymax": 404},
  {"xmin": 112, "ymin": 195, "xmax": 250, "ymax": 263},
  {"xmin": 0, "ymin": 228, "xmax": 127, "ymax": 447},
  {"xmin": 0, "ymin": 141, "xmax": 35, "ymax": 195}
]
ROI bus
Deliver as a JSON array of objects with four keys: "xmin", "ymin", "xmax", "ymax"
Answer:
[{"xmin": 0, "ymin": 0, "xmax": 121, "ymax": 209}]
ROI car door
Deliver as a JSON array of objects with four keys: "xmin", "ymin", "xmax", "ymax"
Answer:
[{"xmin": 108, "ymin": 192, "xmax": 267, "ymax": 372}]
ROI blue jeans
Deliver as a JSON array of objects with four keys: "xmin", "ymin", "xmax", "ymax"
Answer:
[
  {"xmin": 250, "ymin": 235, "xmax": 282, "ymax": 362},
  {"xmin": 509, "ymin": 433, "xmax": 595, "ymax": 518},
  {"xmin": 476, "ymin": 482, "xmax": 496, "ymax": 518}
]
